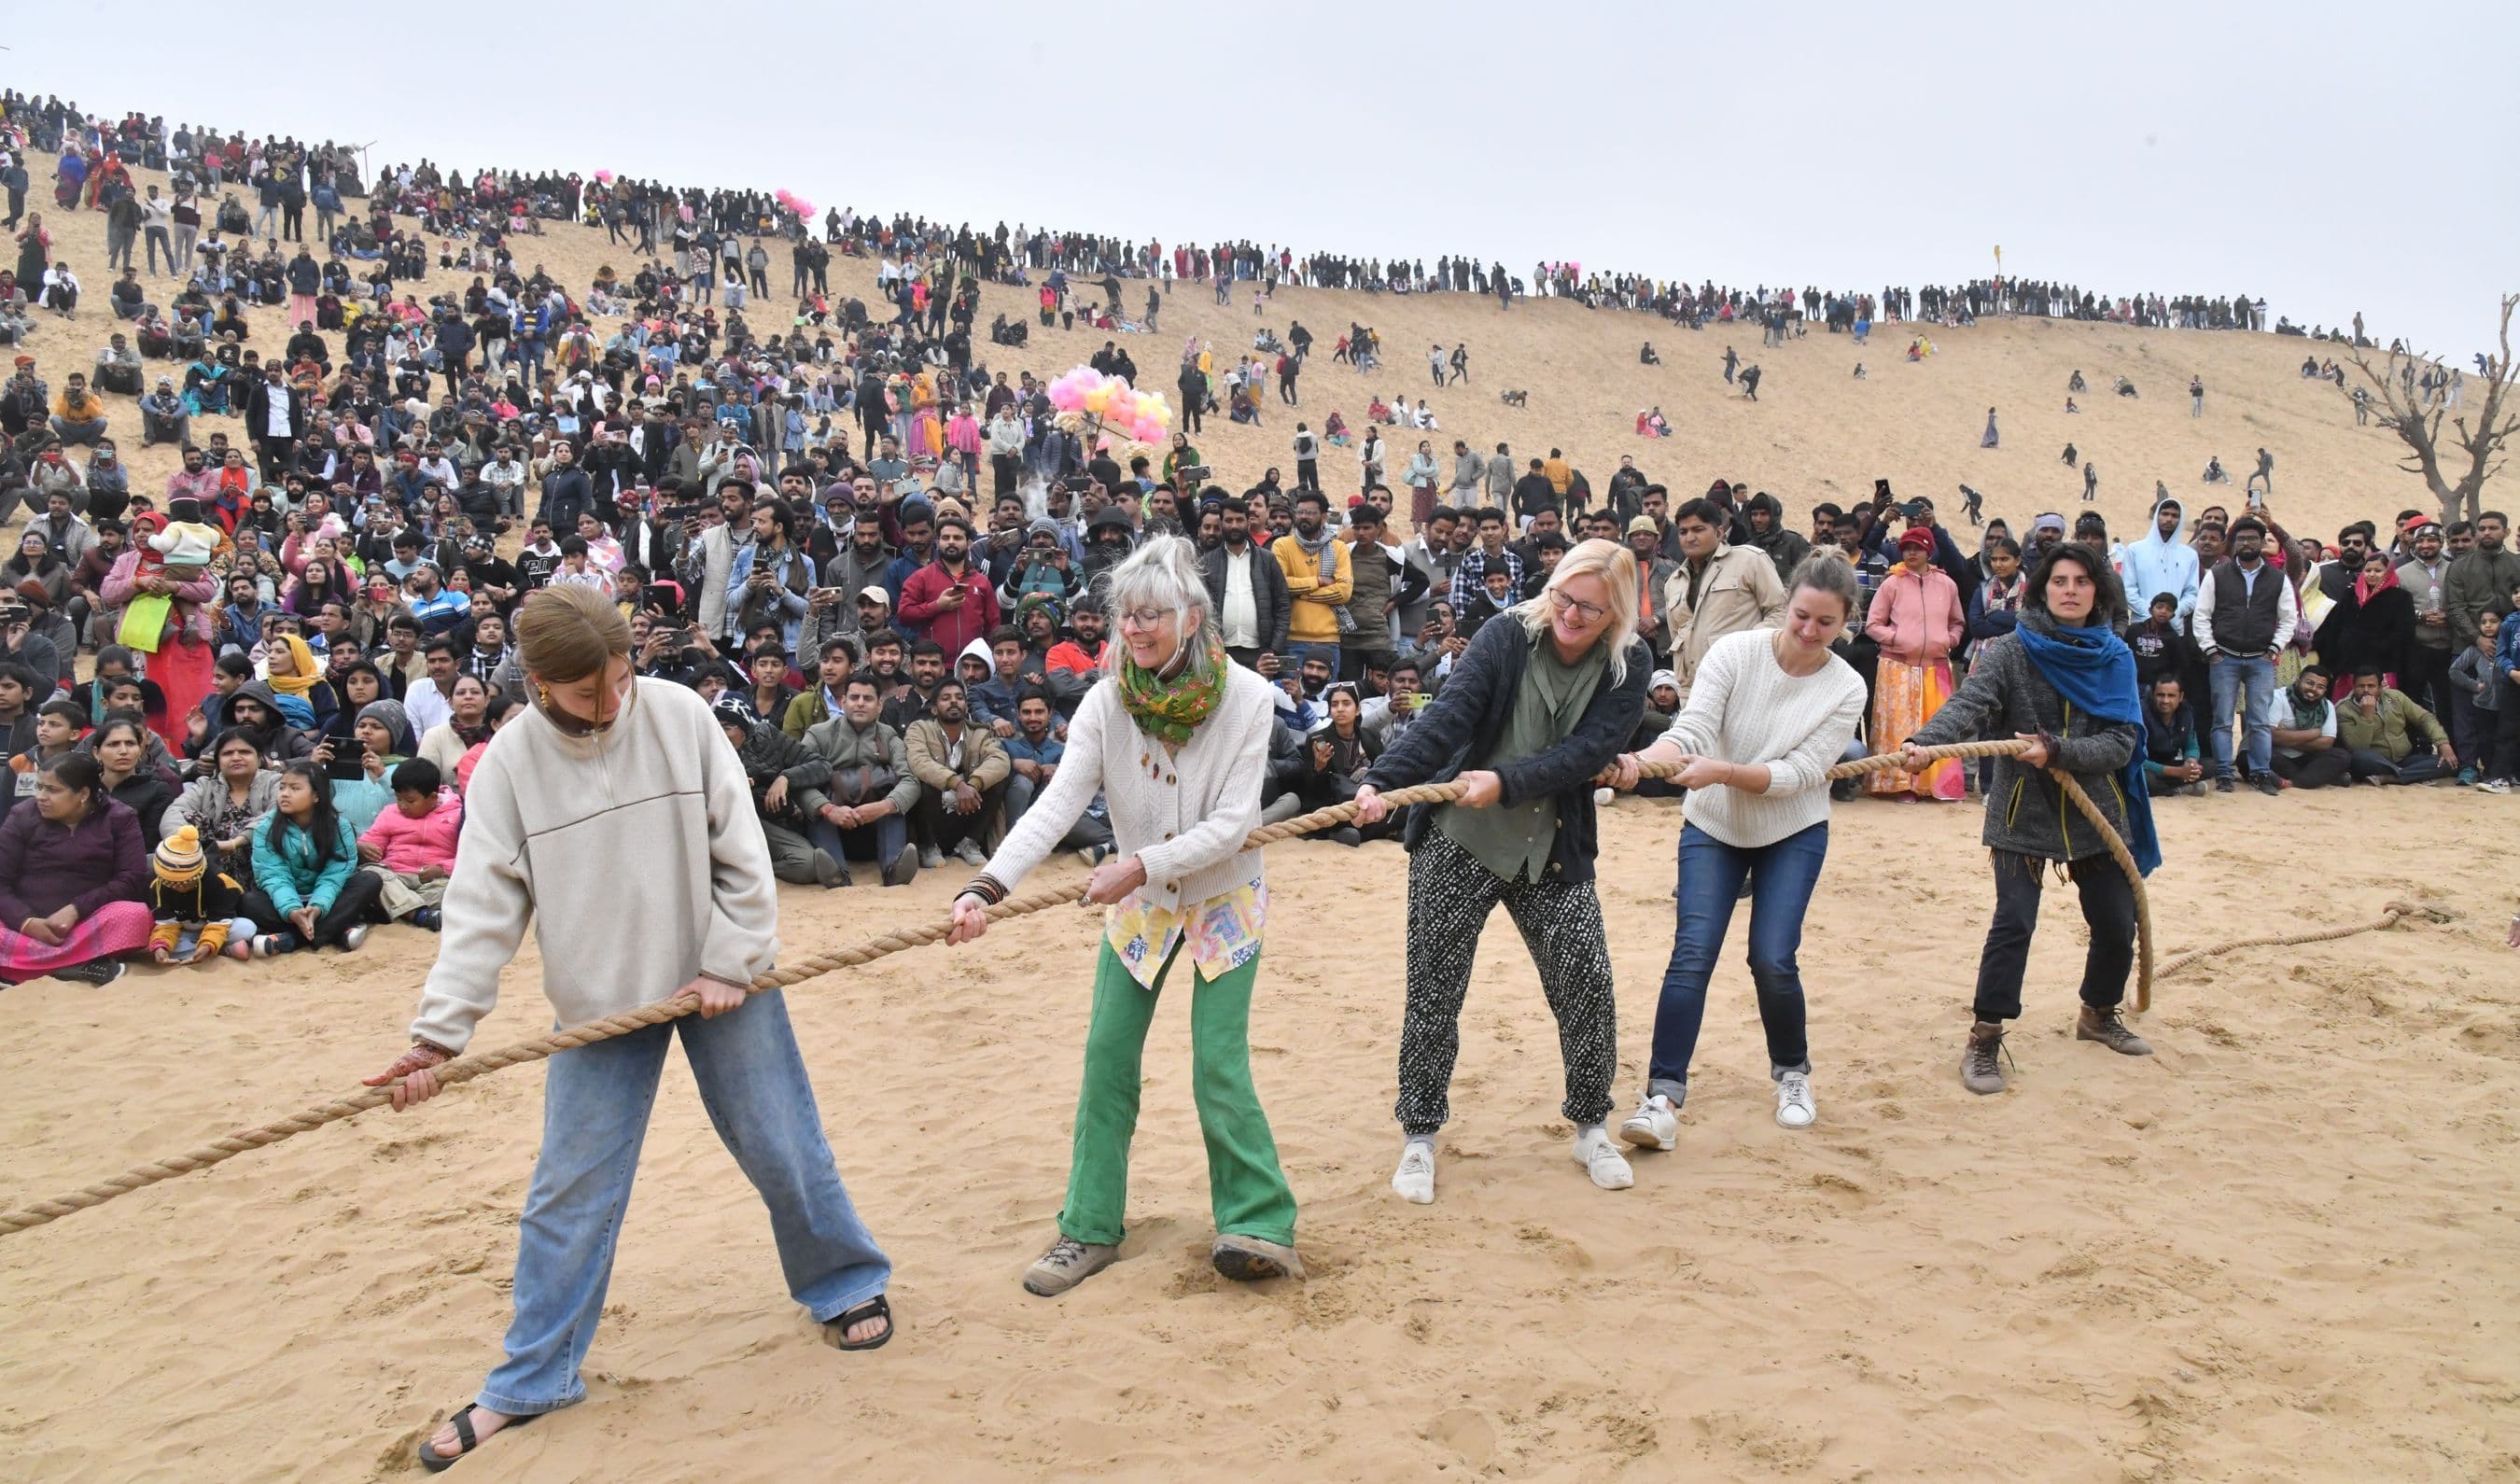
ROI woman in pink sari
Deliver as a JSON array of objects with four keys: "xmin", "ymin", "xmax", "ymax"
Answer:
[
  {"xmin": 1866, "ymin": 527, "xmax": 1968, "ymax": 801},
  {"xmin": 103, "ymin": 509, "xmax": 220, "ymax": 751}
]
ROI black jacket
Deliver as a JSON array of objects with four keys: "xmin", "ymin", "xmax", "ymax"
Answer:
[
  {"xmin": 242, "ymin": 380, "xmax": 307, "ymax": 441},
  {"xmin": 1362, "ymin": 613, "xmax": 1649, "ymax": 884},
  {"xmin": 1198, "ymin": 539, "xmax": 1292, "ymax": 653}
]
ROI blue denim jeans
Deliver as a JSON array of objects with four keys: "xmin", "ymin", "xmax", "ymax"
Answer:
[
  {"xmin": 1645, "ymin": 821, "xmax": 1827, "ymax": 1105},
  {"xmin": 2208, "ymin": 654, "xmax": 2277, "ymax": 778},
  {"xmin": 476, "ymin": 989, "xmax": 890, "ymax": 1417}
]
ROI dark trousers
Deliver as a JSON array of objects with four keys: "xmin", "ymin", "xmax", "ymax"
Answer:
[
  {"xmin": 2403, "ymin": 644, "xmax": 2454, "ymax": 725},
  {"xmin": 243, "ymin": 871, "xmax": 385, "ymax": 949},
  {"xmin": 990, "ymin": 453, "xmax": 1019, "ymax": 497},
  {"xmin": 1971, "ymin": 851, "xmax": 2135, "ymax": 1024},
  {"xmin": 914, "ymin": 780, "xmax": 1004, "ymax": 852},
  {"xmin": 2491, "ymin": 690, "xmax": 2520, "ymax": 782},
  {"xmin": 2271, "ymin": 749, "xmax": 2351, "ymax": 789},
  {"xmin": 807, "ymin": 812, "xmax": 908, "ymax": 869},
  {"xmin": 1338, "ymin": 647, "xmax": 1392, "ymax": 684}
]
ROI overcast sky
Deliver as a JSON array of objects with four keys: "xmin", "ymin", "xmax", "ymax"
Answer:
[{"xmin": 11, "ymin": 1, "xmax": 2514, "ymax": 354}]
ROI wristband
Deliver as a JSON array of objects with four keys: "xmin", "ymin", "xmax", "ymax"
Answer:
[{"xmin": 961, "ymin": 873, "xmax": 1007, "ymax": 907}]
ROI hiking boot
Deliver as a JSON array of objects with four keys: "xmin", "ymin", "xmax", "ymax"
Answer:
[
  {"xmin": 882, "ymin": 845, "xmax": 919, "ymax": 886},
  {"xmin": 1211, "ymin": 1234, "xmax": 1305, "ymax": 1283},
  {"xmin": 1023, "ymin": 1235, "xmax": 1118, "ymax": 1296},
  {"xmin": 1961, "ymin": 1020, "xmax": 2010, "ymax": 1095},
  {"xmin": 2077, "ymin": 1004, "xmax": 2154, "ymax": 1057}
]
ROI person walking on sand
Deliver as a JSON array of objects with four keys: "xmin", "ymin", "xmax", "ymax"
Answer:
[
  {"xmin": 1351, "ymin": 539, "xmax": 1650, "ymax": 1205},
  {"xmin": 368, "ymin": 585, "xmax": 895, "ymax": 1473},
  {"xmin": 1606, "ymin": 556, "xmax": 1867, "ymax": 1151},
  {"xmin": 1899, "ymin": 543, "xmax": 2160, "ymax": 1095},
  {"xmin": 1981, "ymin": 407, "xmax": 1999, "ymax": 449},
  {"xmin": 950, "ymin": 537, "xmax": 1303, "ymax": 1297}
]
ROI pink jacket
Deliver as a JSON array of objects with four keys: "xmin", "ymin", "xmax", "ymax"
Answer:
[
  {"xmin": 358, "ymin": 789, "xmax": 463, "ymax": 874},
  {"xmin": 1865, "ymin": 566, "xmax": 1965, "ymax": 664}
]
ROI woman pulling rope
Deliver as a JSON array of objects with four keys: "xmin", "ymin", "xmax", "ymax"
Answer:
[
  {"xmin": 949, "ymin": 535, "xmax": 1304, "ymax": 1298},
  {"xmin": 363, "ymin": 585, "xmax": 896, "ymax": 1474},
  {"xmin": 1901, "ymin": 542, "xmax": 2162, "ymax": 1093}
]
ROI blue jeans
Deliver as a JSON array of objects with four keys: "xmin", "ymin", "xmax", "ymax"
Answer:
[
  {"xmin": 1645, "ymin": 821, "xmax": 1827, "ymax": 1105},
  {"xmin": 2208, "ymin": 654, "xmax": 2277, "ymax": 778},
  {"xmin": 476, "ymin": 988, "xmax": 890, "ymax": 1417}
]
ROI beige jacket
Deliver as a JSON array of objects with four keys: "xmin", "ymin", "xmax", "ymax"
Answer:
[{"xmin": 1660, "ymin": 543, "xmax": 1787, "ymax": 703}]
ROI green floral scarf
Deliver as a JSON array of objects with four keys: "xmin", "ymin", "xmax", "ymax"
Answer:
[{"xmin": 1117, "ymin": 632, "xmax": 1228, "ymax": 747}]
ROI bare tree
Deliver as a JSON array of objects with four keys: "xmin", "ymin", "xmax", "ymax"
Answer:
[{"xmin": 2341, "ymin": 293, "xmax": 2518, "ymax": 525}]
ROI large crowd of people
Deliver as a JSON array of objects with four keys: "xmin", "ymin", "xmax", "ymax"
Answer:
[{"xmin": 0, "ymin": 83, "xmax": 2510, "ymax": 1473}]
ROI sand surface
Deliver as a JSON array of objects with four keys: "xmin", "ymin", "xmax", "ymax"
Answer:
[{"xmin": 2, "ymin": 156, "xmax": 2518, "ymax": 1481}]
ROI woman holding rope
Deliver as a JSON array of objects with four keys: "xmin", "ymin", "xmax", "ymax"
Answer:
[
  {"xmin": 365, "ymin": 585, "xmax": 894, "ymax": 1473},
  {"xmin": 1352, "ymin": 538, "xmax": 1650, "ymax": 1205},
  {"xmin": 1900, "ymin": 542, "xmax": 2161, "ymax": 1095},
  {"xmin": 948, "ymin": 535, "xmax": 1303, "ymax": 1299},
  {"xmin": 1604, "ymin": 555, "xmax": 1868, "ymax": 1150}
]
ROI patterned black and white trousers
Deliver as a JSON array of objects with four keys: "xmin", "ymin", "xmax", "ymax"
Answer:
[{"xmin": 1393, "ymin": 827, "xmax": 1618, "ymax": 1136}]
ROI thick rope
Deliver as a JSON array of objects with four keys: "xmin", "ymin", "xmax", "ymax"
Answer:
[
  {"xmin": 0, "ymin": 778, "xmax": 1458, "ymax": 1238},
  {"xmin": 0, "ymin": 743, "xmax": 2410, "ymax": 1239}
]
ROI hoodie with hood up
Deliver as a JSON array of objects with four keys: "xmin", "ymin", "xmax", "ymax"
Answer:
[
  {"xmin": 1743, "ymin": 492, "xmax": 1811, "ymax": 581},
  {"xmin": 2116, "ymin": 497, "xmax": 2201, "ymax": 624}
]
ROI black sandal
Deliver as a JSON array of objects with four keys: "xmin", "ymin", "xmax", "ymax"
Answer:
[
  {"xmin": 822, "ymin": 1294, "xmax": 894, "ymax": 1351},
  {"xmin": 416, "ymin": 1403, "xmax": 537, "ymax": 1473}
]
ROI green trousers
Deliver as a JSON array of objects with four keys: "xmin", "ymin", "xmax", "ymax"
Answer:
[{"xmin": 1058, "ymin": 939, "xmax": 1297, "ymax": 1248}]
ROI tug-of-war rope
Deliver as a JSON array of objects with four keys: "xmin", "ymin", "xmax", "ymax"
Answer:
[{"xmin": 0, "ymin": 739, "xmax": 2432, "ymax": 1239}]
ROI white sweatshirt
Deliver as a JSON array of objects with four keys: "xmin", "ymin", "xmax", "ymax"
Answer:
[
  {"xmin": 409, "ymin": 679, "xmax": 780, "ymax": 1054},
  {"xmin": 1661, "ymin": 630, "xmax": 1867, "ymax": 849}
]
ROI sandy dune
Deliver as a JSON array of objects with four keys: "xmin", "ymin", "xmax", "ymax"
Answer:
[{"xmin": 1, "ymin": 157, "xmax": 2516, "ymax": 1481}]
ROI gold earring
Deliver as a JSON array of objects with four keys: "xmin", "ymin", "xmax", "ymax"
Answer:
[{"xmin": 536, "ymin": 683, "xmax": 552, "ymax": 708}]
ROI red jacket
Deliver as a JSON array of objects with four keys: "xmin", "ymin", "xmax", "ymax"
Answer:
[{"xmin": 896, "ymin": 559, "xmax": 1001, "ymax": 655}]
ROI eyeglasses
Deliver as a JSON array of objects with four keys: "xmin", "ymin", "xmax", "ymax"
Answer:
[
  {"xmin": 1114, "ymin": 606, "xmax": 1169, "ymax": 631},
  {"xmin": 1548, "ymin": 589, "xmax": 1606, "ymax": 624}
]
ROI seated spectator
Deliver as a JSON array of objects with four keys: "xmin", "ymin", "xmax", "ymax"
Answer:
[
  {"xmin": 172, "ymin": 727, "xmax": 280, "ymax": 876},
  {"xmin": 1001, "ymin": 686, "xmax": 1113, "ymax": 861},
  {"xmin": 713, "ymin": 694, "xmax": 845, "ymax": 889},
  {"xmin": 50, "ymin": 372, "xmax": 108, "ymax": 448},
  {"xmin": 137, "ymin": 376, "xmax": 189, "ymax": 448},
  {"xmin": 1291, "ymin": 682, "xmax": 1386, "ymax": 845},
  {"xmin": 94, "ymin": 331, "xmax": 144, "ymax": 393},
  {"xmin": 0, "ymin": 752, "xmax": 152, "ymax": 984},
  {"xmin": 904, "ymin": 677, "xmax": 1006, "ymax": 868},
  {"xmin": 2140, "ymin": 675, "xmax": 2206, "ymax": 796},
  {"xmin": 355, "ymin": 757, "xmax": 461, "ymax": 930},
  {"xmin": 415, "ymin": 674, "xmax": 491, "ymax": 777},
  {"xmin": 799, "ymin": 673, "xmax": 921, "ymax": 887},
  {"xmin": 89, "ymin": 715, "xmax": 178, "ymax": 847},
  {"xmin": 2269, "ymin": 665, "xmax": 2349, "ymax": 790},
  {"xmin": 780, "ymin": 636, "xmax": 859, "ymax": 738},
  {"xmin": 2334, "ymin": 667, "xmax": 2457, "ymax": 785},
  {"xmin": 244, "ymin": 758, "xmax": 383, "ymax": 955},
  {"xmin": 145, "ymin": 823, "xmax": 255, "ymax": 965}
]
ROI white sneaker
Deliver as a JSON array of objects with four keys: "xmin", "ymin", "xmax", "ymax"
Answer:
[
  {"xmin": 1618, "ymin": 1094, "xmax": 1678, "ymax": 1152},
  {"xmin": 1592, "ymin": 786, "xmax": 1616, "ymax": 806},
  {"xmin": 2483, "ymin": 778, "xmax": 2513, "ymax": 795},
  {"xmin": 1391, "ymin": 1141, "xmax": 1435, "ymax": 1204},
  {"xmin": 1571, "ymin": 1127, "xmax": 1633, "ymax": 1190},
  {"xmin": 1774, "ymin": 1071, "xmax": 1816, "ymax": 1128}
]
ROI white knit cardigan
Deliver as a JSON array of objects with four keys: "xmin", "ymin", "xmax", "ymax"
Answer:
[{"xmin": 977, "ymin": 661, "xmax": 1275, "ymax": 915}]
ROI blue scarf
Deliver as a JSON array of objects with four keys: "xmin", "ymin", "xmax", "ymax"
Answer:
[{"xmin": 2012, "ymin": 617, "xmax": 2161, "ymax": 876}]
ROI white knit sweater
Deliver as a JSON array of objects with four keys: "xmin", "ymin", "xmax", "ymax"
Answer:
[
  {"xmin": 1660, "ymin": 630, "xmax": 1867, "ymax": 848},
  {"xmin": 409, "ymin": 679, "xmax": 781, "ymax": 1054},
  {"xmin": 979, "ymin": 662, "xmax": 1275, "ymax": 915}
]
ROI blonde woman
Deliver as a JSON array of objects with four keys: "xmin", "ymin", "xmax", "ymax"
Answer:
[
  {"xmin": 948, "ymin": 535, "xmax": 1300, "ymax": 1299},
  {"xmin": 366, "ymin": 585, "xmax": 892, "ymax": 1472},
  {"xmin": 1351, "ymin": 539, "xmax": 1652, "ymax": 1204}
]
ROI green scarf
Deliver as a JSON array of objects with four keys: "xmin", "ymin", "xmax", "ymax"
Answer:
[{"xmin": 1117, "ymin": 632, "xmax": 1228, "ymax": 747}]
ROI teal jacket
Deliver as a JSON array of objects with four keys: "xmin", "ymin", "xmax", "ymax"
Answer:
[{"xmin": 250, "ymin": 811, "xmax": 357, "ymax": 916}]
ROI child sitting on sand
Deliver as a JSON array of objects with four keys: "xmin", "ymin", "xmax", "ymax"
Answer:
[{"xmin": 147, "ymin": 825, "xmax": 256, "ymax": 964}]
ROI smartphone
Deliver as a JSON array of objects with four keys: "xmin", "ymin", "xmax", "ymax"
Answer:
[
  {"xmin": 809, "ymin": 586, "xmax": 844, "ymax": 602},
  {"xmin": 1403, "ymin": 693, "xmax": 1434, "ymax": 708}
]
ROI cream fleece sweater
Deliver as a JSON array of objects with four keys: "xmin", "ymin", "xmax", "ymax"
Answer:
[
  {"xmin": 409, "ymin": 679, "xmax": 781, "ymax": 1054},
  {"xmin": 1660, "ymin": 630, "xmax": 1867, "ymax": 849},
  {"xmin": 979, "ymin": 662, "xmax": 1275, "ymax": 915}
]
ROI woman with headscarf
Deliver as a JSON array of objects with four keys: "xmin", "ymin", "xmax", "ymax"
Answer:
[
  {"xmin": 102, "ymin": 511, "xmax": 219, "ymax": 752},
  {"xmin": 1902, "ymin": 544, "xmax": 2159, "ymax": 1095},
  {"xmin": 1351, "ymin": 539, "xmax": 1651, "ymax": 1205},
  {"xmin": 259, "ymin": 631, "xmax": 339, "ymax": 735},
  {"xmin": 1865, "ymin": 526, "xmax": 1967, "ymax": 801},
  {"xmin": 322, "ymin": 697, "xmax": 415, "ymax": 834},
  {"xmin": 949, "ymin": 536, "xmax": 1302, "ymax": 1297}
]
